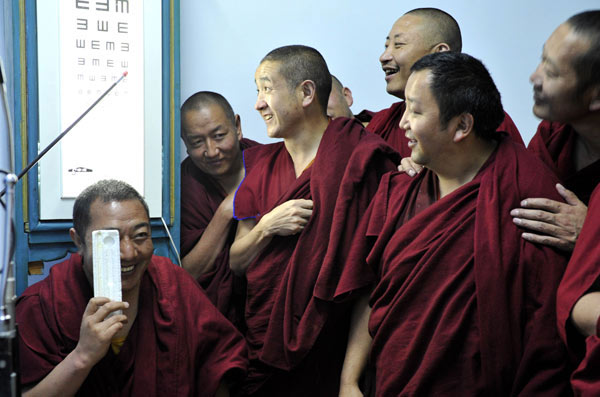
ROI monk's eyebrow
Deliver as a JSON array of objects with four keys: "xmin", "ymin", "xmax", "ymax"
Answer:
[
  {"xmin": 133, "ymin": 222, "xmax": 150, "ymax": 230},
  {"xmin": 543, "ymin": 52, "xmax": 559, "ymax": 70},
  {"xmin": 406, "ymin": 95, "xmax": 419, "ymax": 104},
  {"xmin": 258, "ymin": 76, "xmax": 271, "ymax": 83}
]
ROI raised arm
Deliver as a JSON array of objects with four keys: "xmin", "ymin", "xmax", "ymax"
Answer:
[
  {"xmin": 182, "ymin": 194, "xmax": 236, "ymax": 279},
  {"xmin": 23, "ymin": 298, "xmax": 128, "ymax": 397},
  {"xmin": 229, "ymin": 199, "xmax": 313, "ymax": 276},
  {"xmin": 339, "ymin": 294, "xmax": 372, "ymax": 397}
]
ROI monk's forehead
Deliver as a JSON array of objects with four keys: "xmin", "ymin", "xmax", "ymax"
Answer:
[
  {"xmin": 256, "ymin": 60, "xmax": 282, "ymax": 81},
  {"xmin": 390, "ymin": 14, "xmax": 439, "ymax": 44},
  {"xmin": 546, "ymin": 23, "xmax": 592, "ymax": 70}
]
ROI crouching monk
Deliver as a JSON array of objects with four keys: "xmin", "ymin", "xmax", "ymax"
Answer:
[{"xmin": 17, "ymin": 179, "xmax": 248, "ymax": 396}]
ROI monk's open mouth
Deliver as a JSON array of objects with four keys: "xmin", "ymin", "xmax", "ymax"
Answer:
[
  {"xmin": 383, "ymin": 66, "xmax": 399, "ymax": 77},
  {"xmin": 121, "ymin": 265, "xmax": 135, "ymax": 273}
]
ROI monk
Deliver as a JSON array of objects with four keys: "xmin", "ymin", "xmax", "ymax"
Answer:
[
  {"xmin": 17, "ymin": 180, "xmax": 248, "ymax": 396},
  {"xmin": 327, "ymin": 74, "xmax": 354, "ymax": 119},
  {"xmin": 511, "ymin": 10, "xmax": 600, "ymax": 252},
  {"xmin": 557, "ymin": 184, "xmax": 600, "ymax": 395},
  {"xmin": 230, "ymin": 45, "xmax": 398, "ymax": 396},
  {"xmin": 180, "ymin": 91, "xmax": 259, "ymax": 327},
  {"xmin": 340, "ymin": 52, "xmax": 570, "ymax": 396},
  {"xmin": 367, "ymin": 7, "xmax": 523, "ymax": 159}
]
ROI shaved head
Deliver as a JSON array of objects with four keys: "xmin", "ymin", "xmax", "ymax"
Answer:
[
  {"xmin": 180, "ymin": 91, "xmax": 236, "ymax": 132},
  {"xmin": 566, "ymin": 10, "xmax": 600, "ymax": 94},
  {"xmin": 260, "ymin": 45, "xmax": 331, "ymax": 115},
  {"xmin": 327, "ymin": 74, "xmax": 354, "ymax": 118},
  {"xmin": 332, "ymin": 75, "xmax": 343, "ymax": 90},
  {"xmin": 405, "ymin": 8, "xmax": 462, "ymax": 52}
]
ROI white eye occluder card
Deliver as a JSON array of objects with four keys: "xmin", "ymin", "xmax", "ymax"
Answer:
[{"xmin": 92, "ymin": 230, "xmax": 122, "ymax": 315}]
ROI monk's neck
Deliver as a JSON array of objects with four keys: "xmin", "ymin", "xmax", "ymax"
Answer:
[
  {"xmin": 116, "ymin": 287, "xmax": 140, "ymax": 339},
  {"xmin": 284, "ymin": 118, "xmax": 329, "ymax": 178},
  {"xmin": 436, "ymin": 140, "xmax": 497, "ymax": 199},
  {"xmin": 215, "ymin": 156, "xmax": 245, "ymax": 195},
  {"xmin": 571, "ymin": 120, "xmax": 600, "ymax": 171}
]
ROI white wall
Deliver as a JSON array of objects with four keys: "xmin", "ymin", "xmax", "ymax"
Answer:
[
  {"xmin": 180, "ymin": 1, "xmax": 599, "ymax": 147},
  {"xmin": 1, "ymin": 0, "xmax": 13, "ymax": 174}
]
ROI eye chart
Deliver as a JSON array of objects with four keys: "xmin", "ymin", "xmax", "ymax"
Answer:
[{"xmin": 59, "ymin": 0, "xmax": 145, "ymax": 198}]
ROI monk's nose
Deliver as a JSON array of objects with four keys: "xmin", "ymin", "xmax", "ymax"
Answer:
[
  {"xmin": 399, "ymin": 113, "xmax": 409, "ymax": 130},
  {"xmin": 380, "ymin": 47, "xmax": 392, "ymax": 64},
  {"xmin": 530, "ymin": 64, "xmax": 543, "ymax": 86},
  {"xmin": 255, "ymin": 96, "xmax": 266, "ymax": 111},
  {"xmin": 121, "ymin": 238, "xmax": 137, "ymax": 261}
]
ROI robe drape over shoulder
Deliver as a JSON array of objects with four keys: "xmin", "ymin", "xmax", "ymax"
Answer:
[
  {"xmin": 557, "ymin": 184, "xmax": 600, "ymax": 396},
  {"xmin": 366, "ymin": 101, "xmax": 524, "ymax": 157},
  {"xmin": 181, "ymin": 138, "xmax": 258, "ymax": 327},
  {"xmin": 17, "ymin": 254, "xmax": 248, "ymax": 397},
  {"xmin": 233, "ymin": 117, "xmax": 399, "ymax": 395},
  {"xmin": 358, "ymin": 137, "xmax": 570, "ymax": 396},
  {"xmin": 528, "ymin": 121, "xmax": 600, "ymax": 204}
]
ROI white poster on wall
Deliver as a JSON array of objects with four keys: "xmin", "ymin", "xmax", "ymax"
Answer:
[{"xmin": 59, "ymin": 0, "xmax": 145, "ymax": 198}]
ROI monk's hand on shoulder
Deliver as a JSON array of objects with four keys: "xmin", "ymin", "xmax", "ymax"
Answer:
[
  {"xmin": 397, "ymin": 157, "xmax": 423, "ymax": 177},
  {"xmin": 510, "ymin": 184, "xmax": 587, "ymax": 252},
  {"xmin": 259, "ymin": 199, "xmax": 313, "ymax": 237},
  {"xmin": 73, "ymin": 297, "xmax": 129, "ymax": 368}
]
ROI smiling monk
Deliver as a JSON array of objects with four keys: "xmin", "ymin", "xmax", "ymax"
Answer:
[
  {"xmin": 17, "ymin": 180, "xmax": 248, "ymax": 397},
  {"xmin": 180, "ymin": 91, "xmax": 259, "ymax": 327},
  {"xmin": 340, "ymin": 52, "xmax": 570, "ymax": 397},
  {"xmin": 230, "ymin": 45, "xmax": 398, "ymax": 396},
  {"xmin": 366, "ymin": 8, "xmax": 522, "ymax": 158}
]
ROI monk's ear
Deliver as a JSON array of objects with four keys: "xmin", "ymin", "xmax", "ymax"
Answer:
[
  {"xmin": 452, "ymin": 113, "xmax": 474, "ymax": 143},
  {"xmin": 343, "ymin": 87, "xmax": 354, "ymax": 107},
  {"xmin": 70, "ymin": 227, "xmax": 84, "ymax": 253},
  {"xmin": 234, "ymin": 114, "xmax": 243, "ymax": 140},
  {"xmin": 589, "ymin": 86, "xmax": 600, "ymax": 112},
  {"xmin": 300, "ymin": 80, "xmax": 317, "ymax": 108},
  {"xmin": 432, "ymin": 43, "xmax": 450, "ymax": 53}
]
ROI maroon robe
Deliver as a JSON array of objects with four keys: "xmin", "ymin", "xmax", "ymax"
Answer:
[
  {"xmin": 528, "ymin": 120, "xmax": 600, "ymax": 204},
  {"xmin": 557, "ymin": 184, "xmax": 600, "ymax": 395},
  {"xmin": 356, "ymin": 137, "xmax": 570, "ymax": 396},
  {"xmin": 181, "ymin": 138, "xmax": 259, "ymax": 327},
  {"xmin": 366, "ymin": 101, "xmax": 524, "ymax": 157},
  {"xmin": 233, "ymin": 117, "xmax": 399, "ymax": 395},
  {"xmin": 17, "ymin": 254, "xmax": 248, "ymax": 397}
]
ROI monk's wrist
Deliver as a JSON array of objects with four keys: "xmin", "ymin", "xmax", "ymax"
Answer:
[
  {"xmin": 70, "ymin": 347, "xmax": 95, "ymax": 371},
  {"xmin": 254, "ymin": 217, "xmax": 273, "ymax": 239},
  {"xmin": 340, "ymin": 370, "xmax": 361, "ymax": 387}
]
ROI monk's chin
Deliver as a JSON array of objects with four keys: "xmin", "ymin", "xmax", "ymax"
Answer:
[{"xmin": 532, "ymin": 105, "xmax": 550, "ymax": 120}]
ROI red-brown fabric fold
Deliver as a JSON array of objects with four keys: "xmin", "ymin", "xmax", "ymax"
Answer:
[
  {"xmin": 233, "ymin": 117, "xmax": 398, "ymax": 394},
  {"xmin": 180, "ymin": 138, "xmax": 259, "ymax": 327},
  {"xmin": 363, "ymin": 138, "xmax": 570, "ymax": 396},
  {"xmin": 557, "ymin": 185, "xmax": 600, "ymax": 395},
  {"xmin": 527, "ymin": 120, "xmax": 600, "ymax": 204},
  {"xmin": 17, "ymin": 254, "xmax": 248, "ymax": 396}
]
